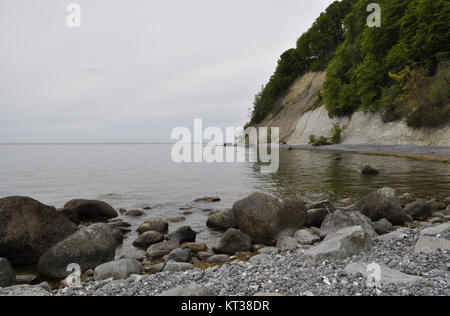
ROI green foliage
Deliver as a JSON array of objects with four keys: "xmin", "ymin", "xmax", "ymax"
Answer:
[
  {"xmin": 309, "ymin": 123, "xmax": 343, "ymax": 146},
  {"xmin": 309, "ymin": 135, "xmax": 331, "ymax": 147},
  {"xmin": 248, "ymin": 0, "xmax": 357, "ymax": 125},
  {"xmin": 330, "ymin": 123, "xmax": 342, "ymax": 144}
]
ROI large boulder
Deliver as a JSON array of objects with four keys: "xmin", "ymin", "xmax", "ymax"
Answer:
[
  {"xmin": 320, "ymin": 209, "xmax": 377, "ymax": 239},
  {"xmin": 206, "ymin": 209, "xmax": 237, "ymax": 231},
  {"xmin": 93, "ymin": 259, "xmax": 141, "ymax": 281},
  {"xmin": 132, "ymin": 231, "xmax": 164, "ymax": 249},
  {"xmin": 404, "ymin": 200, "xmax": 432, "ymax": 221},
  {"xmin": 0, "ymin": 196, "xmax": 78, "ymax": 266},
  {"xmin": 212, "ymin": 228, "xmax": 252, "ymax": 254},
  {"xmin": 304, "ymin": 226, "xmax": 371, "ymax": 261},
  {"xmin": 37, "ymin": 223, "xmax": 116, "ymax": 280},
  {"xmin": 0, "ymin": 258, "xmax": 16, "ymax": 287},
  {"xmin": 167, "ymin": 226, "xmax": 197, "ymax": 243},
  {"xmin": 63, "ymin": 199, "xmax": 118, "ymax": 222},
  {"xmin": 146, "ymin": 240, "xmax": 180, "ymax": 260},
  {"xmin": 347, "ymin": 188, "xmax": 406, "ymax": 225},
  {"xmin": 137, "ymin": 219, "xmax": 168, "ymax": 235},
  {"xmin": 232, "ymin": 192, "xmax": 307, "ymax": 244}
]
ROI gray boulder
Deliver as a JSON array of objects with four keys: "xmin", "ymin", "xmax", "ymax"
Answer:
[
  {"xmin": 38, "ymin": 223, "xmax": 116, "ymax": 280},
  {"xmin": 157, "ymin": 283, "xmax": 215, "ymax": 296},
  {"xmin": 276, "ymin": 236, "xmax": 297, "ymax": 252},
  {"xmin": 212, "ymin": 228, "xmax": 252, "ymax": 254},
  {"xmin": 320, "ymin": 209, "xmax": 377, "ymax": 239},
  {"xmin": 0, "ymin": 258, "xmax": 16, "ymax": 287},
  {"xmin": 137, "ymin": 219, "xmax": 168, "ymax": 235},
  {"xmin": 414, "ymin": 236, "xmax": 450, "ymax": 254},
  {"xmin": 347, "ymin": 188, "xmax": 406, "ymax": 225},
  {"xmin": 375, "ymin": 227, "xmax": 409, "ymax": 242},
  {"xmin": 167, "ymin": 226, "xmax": 197, "ymax": 243},
  {"xmin": 166, "ymin": 248, "xmax": 192, "ymax": 263},
  {"xmin": 345, "ymin": 262, "xmax": 425, "ymax": 286},
  {"xmin": 360, "ymin": 165, "xmax": 380, "ymax": 175},
  {"xmin": 132, "ymin": 231, "xmax": 164, "ymax": 249},
  {"xmin": 404, "ymin": 199, "xmax": 432, "ymax": 221},
  {"xmin": 63, "ymin": 199, "xmax": 118, "ymax": 222},
  {"xmin": 306, "ymin": 208, "xmax": 331, "ymax": 228},
  {"xmin": 146, "ymin": 240, "xmax": 180, "ymax": 260},
  {"xmin": 232, "ymin": 192, "xmax": 307, "ymax": 244},
  {"xmin": 93, "ymin": 259, "xmax": 142, "ymax": 281},
  {"xmin": 304, "ymin": 226, "xmax": 371, "ymax": 261},
  {"xmin": 372, "ymin": 218, "xmax": 394, "ymax": 235},
  {"xmin": 0, "ymin": 196, "xmax": 77, "ymax": 266},
  {"xmin": 294, "ymin": 229, "xmax": 321, "ymax": 245},
  {"xmin": 206, "ymin": 209, "xmax": 237, "ymax": 231}
]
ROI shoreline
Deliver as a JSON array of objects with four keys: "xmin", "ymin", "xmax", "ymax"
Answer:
[{"xmin": 283, "ymin": 144, "xmax": 450, "ymax": 164}]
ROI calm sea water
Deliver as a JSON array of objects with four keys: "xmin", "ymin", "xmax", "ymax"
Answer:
[{"xmin": 1, "ymin": 144, "xmax": 449, "ymax": 257}]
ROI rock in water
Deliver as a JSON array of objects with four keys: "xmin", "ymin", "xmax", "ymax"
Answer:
[
  {"xmin": 146, "ymin": 240, "xmax": 180, "ymax": 260},
  {"xmin": 157, "ymin": 283, "xmax": 215, "ymax": 296},
  {"xmin": 404, "ymin": 199, "xmax": 432, "ymax": 221},
  {"xmin": 132, "ymin": 231, "xmax": 164, "ymax": 249},
  {"xmin": 304, "ymin": 226, "xmax": 371, "ymax": 261},
  {"xmin": 320, "ymin": 209, "xmax": 377, "ymax": 239},
  {"xmin": 347, "ymin": 188, "xmax": 406, "ymax": 225},
  {"xmin": 206, "ymin": 209, "xmax": 237, "ymax": 231},
  {"xmin": 167, "ymin": 226, "xmax": 197, "ymax": 243},
  {"xmin": 232, "ymin": 192, "xmax": 307, "ymax": 244},
  {"xmin": 0, "ymin": 258, "xmax": 16, "ymax": 287},
  {"xmin": 63, "ymin": 199, "xmax": 118, "ymax": 222},
  {"xmin": 0, "ymin": 196, "xmax": 77, "ymax": 266},
  {"xmin": 93, "ymin": 259, "xmax": 142, "ymax": 281},
  {"xmin": 137, "ymin": 219, "xmax": 168, "ymax": 235},
  {"xmin": 212, "ymin": 228, "xmax": 252, "ymax": 254},
  {"xmin": 194, "ymin": 197, "xmax": 221, "ymax": 203},
  {"xmin": 360, "ymin": 165, "xmax": 380, "ymax": 175},
  {"xmin": 38, "ymin": 223, "xmax": 116, "ymax": 280}
]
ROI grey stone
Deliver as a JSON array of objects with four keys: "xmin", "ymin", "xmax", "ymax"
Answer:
[
  {"xmin": 375, "ymin": 227, "xmax": 409, "ymax": 242},
  {"xmin": 347, "ymin": 188, "xmax": 406, "ymax": 225},
  {"xmin": 304, "ymin": 226, "xmax": 371, "ymax": 261},
  {"xmin": 306, "ymin": 208, "xmax": 331, "ymax": 228},
  {"xmin": 249, "ymin": 254, "xmax": 271, "ymax": 265},
  {"xmin": 63, "ymin": 199, "xmax": 118, "ymax": 222},
  {"xmin": 372, "ymin": 218, "xmax": 394, "ymax": 235},
  {"xmin": 167, "ymin": 226, "xmax": 197, "ymax": 243},
  {"xmin": 212, "ymin": 228, "xmax": 252, "ymax": 254},
  {"xmin": 420, "ymin": 223, "xmax": 450, "ymax": 236},
  {"xmin": 94, "ymin": 259, "xmax": 142, "ymax": 281},
  {"xmin": 146, "ymin": 240, "xmax": 180, "ymax": 260},
  {"xmin": 38, "ymin": 223, "xmax": 116, "ymax": 280},
  {"xmin": 321, "ymin": 209, "xmax": 377, "ymax": 239},
  {"xmin": 414, "ymin": 236, "xmax": 450, "ymax": 254},
  {"xmin": 166, "ymin": 248, "xmax": 192, "ymax": 263},
  {"xmin": 0, "ymin": 258, "xmax": 16, "ymax": 287},
  {"xmin": 196, "ymin": 251, "xmax": 214, "ymax": 260},
  {"xmin": 404, "ymin": 199, "xmax": 432, "ymax": 221},
  {"xmin": 132, "ymin": 231, "xmax": 164, "ymax": 249},
  {"xmin": 294, "ymin": 229, "xmax": 321, "ymax": 245},
  {"xmin": 206, "ymin": 209, "xmax": 237, "ymax": 231},
  {"xmin": 232, "ymin": 192, "xmax": 307, "ymax": 244},
  {"xmin": 137, "ymin": 219, "xmax": 169, "ymax": 235},
  {"xmin": 276, "ymin": 236, "xmax": 297, "ymax": 252},
  {"xmin": 344, "ymin": 262, "xmax": 425, "ymax": 286},
  {"xmin": 157, "ymin": 283, "xmax": 215, "ymax": 296}
]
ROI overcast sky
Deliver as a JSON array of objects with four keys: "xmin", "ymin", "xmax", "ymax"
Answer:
[{"xmin": 0, "ymin": 0, "xmax": 334, "ymax": 143}]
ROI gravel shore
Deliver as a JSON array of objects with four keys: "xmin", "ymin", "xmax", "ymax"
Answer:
[{"xmin": 55, "ymin": 223, "xmax": 449, "ymax": 297}]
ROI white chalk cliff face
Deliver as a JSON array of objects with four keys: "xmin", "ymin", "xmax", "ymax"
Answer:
[{"xmin": 258, "ymin": 72, "xmax": 450, "ymax": 146}]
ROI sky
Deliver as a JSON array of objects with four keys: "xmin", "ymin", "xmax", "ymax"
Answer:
[{"xmin": 0, "ymin": 0, "xmax": 335, "ymax": 143}]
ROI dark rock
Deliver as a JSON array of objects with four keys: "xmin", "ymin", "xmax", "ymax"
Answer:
[
  {"xmin": 232, "ymin": 192, "xmax": 307, "ymax": 244},
  {"xmin": 0, "ymin": 196, "xmax": 77, "ymax": 266},
  {"xmin": 146, "ymin": 240, "xmax": 180, "ymax": 260},
  {"xmin": 166, "ymin": 248, "xmax": 192, "ymax": 263},
  {"xmin": 347, "ymin": 188, "xmax": 406, "ymax": 225},
  {"xmin": 427, "ymin": 199, "xmax": 447, "ymax": 213},
  {"xmin": 37, "ymin": 223, "xmax": 116, "ymax": 280},
  {"xmin": 63, "ymin": 199, "xmax": 118, "ymax": 222},
  {"xmin": 372, "ymin": 218, "xmax": 394, "ymax": 235},
  {"xmin": 137, "ymin": 219, "xmax": 168, "ymax": 235},
  {"xmin": 125, "ymin": 210, "xmax": 144, "ymax": 217},
  {"xmin": 404, "ymin": 199, "xmax": 432, "ymax": 221},
  {"xmin": 58, "ymin": 208, "xmax": 80, "ymax": 225},
  {"xmin": 0, "ymin": 258, "xmax": 16, "ymax": 287},
  {"xmin": 113, "ymin": 229, "xmax": 123, "ymax": 246},
  {"xmin": 213, "ymin": 228, "xmax": 252, "ymax": 254},
  {"xmin": 321, "ymin": 209, "xmax": 377, "ymax": 239},
  {"xmin": 132, "ymin": 231, "xmax": 164, "ymax": 249},
  {"xmin": 307, "ymin": 208, "xmax": 331, "ymax": 227},
  {"xmin": 108, "ymin": 221, "xmax": 131, "ymax": 229},
  {"xmin": 167, "ymin": 226, "xmax": 197, "ymax": 243},
  {"xmin": 360, "ymin": 165, "xmax": 380, "ymax": 175},
  {"xmin": 206, "ymin": 209, "xmax": 237, "ymax": 231},
  {"xmin": 194, "ymin": 197, "xmax": 221, "ymax": 203}
]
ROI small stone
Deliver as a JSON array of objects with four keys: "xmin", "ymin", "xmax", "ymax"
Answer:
[
  {"xmin": 166, "ymin": 248, "xmax": 192, "ymax": 263},
  {"xmin": 276, "ymin": 236, "xmax": 297, "ymax": 252}
]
